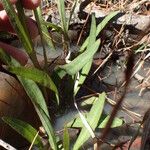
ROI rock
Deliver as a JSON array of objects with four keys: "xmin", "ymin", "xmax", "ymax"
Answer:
[{"xmin": 0, "ymin": 72, "xmax": 39, "ymax": 147}]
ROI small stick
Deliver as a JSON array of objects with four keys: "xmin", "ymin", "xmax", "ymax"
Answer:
[{"xmin": 0, "ymin": 139, "xmax": 17, "ymax": 150}]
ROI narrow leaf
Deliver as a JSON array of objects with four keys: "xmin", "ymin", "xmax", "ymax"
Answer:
[
  {"xmin": 74, "ymin": 60, "xmax": 92, "ymax": 95},
  {"xmin": 9, "ymin": 66, "xmax": 59, "ymax": 103},
  {"xmin": 60, "ymin": 15, "xmax": 98, "ymax": 75},
  {"xmin": 1, "ymin": 0, "xmax": 32, "ymax": 53},
  {"xmin": 74, "ymin": 15, "xmax": 97, "ymax": 94},
  {"xmin": 1, "ymin": 0, "xmax": 40, "ymax": 68},
  {"xmin": 0, "ymin": 49, "xmax": 57, "ymax": 150},
  {"xmin": 80, "ymin": 11, "xmax": 120, "ymax": 52},
  {"xmin": 34, "ymin": 7, "xmax": 55, "ymax": 50},
  {"xmin": 63, "ymin": 126, "xmax": 70, "ymax": 150},
  {"xmin": 18, "ymin": 77, "xmax": 57, "ymax": 150},
  {"xmin": 67, "ymin": 115, "xmax": 123, "ymax": 128},
  {"xmin": 98, "ymin": 116, "xmax": 123, "ymax": 128},
  {"xmin": 67, "ymin": 0, "xmax": 78, "ymax": 29},
  {"xmin": 57, "ymin": 0, "xmax": 68, "ymax": 36},
  {"xmin": 87, "ymin": 14, "xmax": 97, "ymax": 49},
  {"xmin": 73, "ymin": 93, "xmax": 106, "ymax": 150},
  {"xmin": 2, "ymin": 117, "xmax": 43, "ymax": 149},
  {"xmin": 0, "ymin": 48, "xmax": 11, "ymax": 64},
  {"xmin": 60, "ymin": 40, "xmax": 100, "ymax": 75}
]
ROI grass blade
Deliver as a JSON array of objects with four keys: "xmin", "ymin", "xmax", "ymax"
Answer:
[
  {"xmin": 67, "ymin": 0, "xmax": 78, "ymax": 29},
  {"xmin": 2, "ymin": 117, "xmax": 43, "ymax": 149},
  {"xmin": 63, "ymin": 126, "xmax": 70, "ymax": 150},
  {"xmin": 57, "ymin": 0, "xmax": 68, "ymax": 37},
  {"xmin": 9, "ymin": 66, "xmax": 59, "ymax": 104},
  {"xmin": 80, "ymin": 11, "xmax": 120, "ymax": 52},
  {"xmin": 1, "ymin": 0, "xmax": 32, "ymax": 53},
  {"xmin": 30, "ymin": 101, "xmax": 57, "ymax": 150},
  {"xmin": 67, "ymin": 115, "xmax": 123, "ymax": 128},
  {"xmin": 1, "ymin": 0, "xmax": 40, "ymax": 68},
  {"xmin": 74, "ymin": 60, "xmax": 92, "ymax": 95},
  {"xmin": 60, "ymin": 40, "xmax": 100, "ymax": 75},
  {"xmin": 98, "ymin": 116, "xmax": 123, "ymax": 128},
  {"xmin": 60, "ymin": 15, "xmax": 99, "ymax": 75},
  {"xmin": 73, "ymin": 93, "xmax": 106, "ymax": 150},
  {"xmin": 0, "ymin": 48, "xmax": 57, "ymax": 150},
  {"xmin": 34, "ymin": 7, "xmax": 56, "ymax": 51}
]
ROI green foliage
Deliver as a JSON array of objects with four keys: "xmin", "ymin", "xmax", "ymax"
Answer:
[
  {"xmin": 98, "ymin": 115, "xmax": 123, "ymax": 128},
  {"xmin": 67, "ymin": 114, "xmax": 123, "ymax": 129},
  {"xmin": 73, "ymin": 14, "xmax": 97, "ymax": 94},
  {"xmin": 9, "ymin": 66, "xmax": 59, "ymax": 104},
  {"xmin": 74, "ymin": 61, "xmax": 92, "ymax": 95},
  {"xmin": 34, "ymin": 7, "xmax": 56, "ymax": 51},
  {"xmin": 2, "ymin": 117, "xmax": 43, "ymax": 149},
  {"xmin": 80, "ymin": 11, "xmax": 119, "ymax": 52},
  {"xmin": 0, "ymin": 0, "xmax": 121, "ymax": 149},
  {"xmin": 60, "ymin": 15, "xmax": 100, "ymax": 75},
  {"xmin": 1, "ymin": 0, "xmax": 32, "ymax": 53},
  {"xmin": 60, "ymin": 40, "xmax": 100, "ymax": 75},
  {"xmin": 63, "ymin": 126, "xmax": 70, "ymax": 150},
  {"xmin": 1, "ymin": 0, "xmax": 40, "ymax": 67},
  {"xmin": 57, "ymin": 0, "xmax": 68, "ymax": 38},
  {"xmin": 73, "ymin": 93, "xmax": 106, "ymax": 150},
  {"xmin": 0, "ymin": 48, "xmax": 57, "ymax": 149}
]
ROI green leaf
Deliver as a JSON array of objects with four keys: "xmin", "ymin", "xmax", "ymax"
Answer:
[
  {"xmin": 0, "ymin": 49, "xmax": 57, "ymax": 150},
  {"xmin": 34, "ymin": 7, "xmax": 56, "ymax": 51},
  {"xmin": 98, "ymin": 116, "xmax": 123, "ymax": 128},
  {"xmin": 1, "ymin": 0, "xmax": 32, "ymax": 53},
  {"xmin": 1, "ymin": 0, "xmax": 40, "ymax": 68},
  {"xmin": 80, "ymin": 96, "xmax": 97, "ymax": 106},
  {"xmin": 0, "ymin": 48, "xmax": 11, "ymax": 65},
  {"xmin": 44, "ymin": 21, "xmax": 65, "ymax": 35},
  {"xmin": 73, "ymin": 93, "xmax": 106, "ymax": 150},
  {"xmin": 73, "ymin": 15, "xmax": 97, "ymax": 93},
  {"xmin": 54, "ymin": 67, "xmax": 67, "ymax": 79},
  {"xmin": 2, "ymin": 117, "xmax": 43, "ymax": 149},
  {"xmin": 67, "ymin": 113, "xmax": 87, "ymax": 128},
  {"xmin": 18, "ymin": 77, "xmax": 57, "ymax": 150},
  {"xmin": 57, "ymin": 0, "xmax": 68, "ymax": 37},
  {"xmin": 60, "ymin": 15, "xmax": 99, "ymax": 75},
  {"xmin": 96, "ymin": 11, "xmax": 120, "ymax": 36},
  {"xmin": 67, "ymin": 115, "xmax": 123, "ymax": 128},
  {"xmin": 9, "ymin": 66, "xmax": 59, "ymax": 104},
  {"xmin": 67, "ymin": 0, "xmax": 78, "ymax": 29},
  {"xmin": 80, "ymin": 11, "xmax": 120, "ymax": 52},
  {"xmin": 87, "ymin": 14, "xmax": 97, "ymax": 49},
  {"xmin": 60, "ymin": 39, "xmax": 100, "ymax": 75},
  {"xmin": 74, "ymin": 60, "xmax": 92, "ymax": 95},
  {"xmin": 63, "ymin": 126, "xmax": 70, "ymax": 150}
]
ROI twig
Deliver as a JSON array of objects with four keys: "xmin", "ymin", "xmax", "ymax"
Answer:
[
  {"xmin": 106, "ymin": 96, "xmax": 142, "ymax": 119},
  {"xmin": 128, "ymin": 0, "xmax": 149, "ymax": 11},
  {"xmin": 98, "ymin": 52, "xmax": 134, "ymax": 147},
  {"xmin": 77, "ymin": 0, "xmax": 93, "ymax": 45},
  {"xmin": 141, "ymin": 108, "xmax": 150, "ymax": 150},
  {"xmin": 28, "ymin": 131, "xmax": 40, "ymax": 150},
  {"xmin": 93, "ymin": 52, "xmax": 113, "ymax": 75},
  {"xmin": 0, "ymin": 139, "xmax": 17, "ymax": 150}
]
